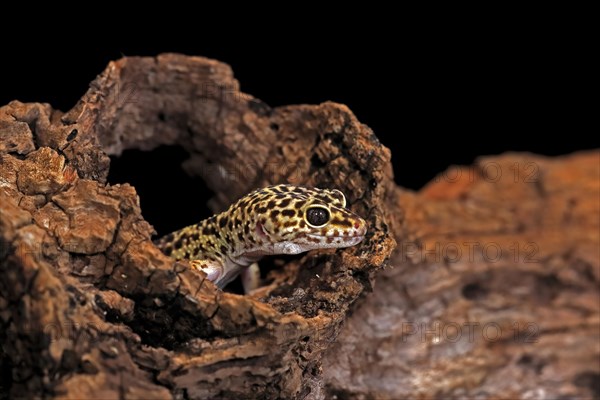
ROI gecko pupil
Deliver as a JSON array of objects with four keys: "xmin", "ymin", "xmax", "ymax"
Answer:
[{"xmin": 306, "ymin": 207, "xmax": 329, "ymax": 227}]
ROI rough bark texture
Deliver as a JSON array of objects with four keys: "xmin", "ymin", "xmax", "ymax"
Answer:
[
  {"xmin": 0, "ymin": 54, "xmax": 598, "ymax": 399},
  {"xmin": 323, "ymin": 152, "xmax": 599, "ymax": 399}
]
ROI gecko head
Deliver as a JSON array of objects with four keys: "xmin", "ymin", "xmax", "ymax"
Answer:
[{"xmin": 252, "ymin": 185, "xmax": 367, "ymax": 255}]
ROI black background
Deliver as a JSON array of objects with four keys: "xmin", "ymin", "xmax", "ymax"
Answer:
[{"xmin": 1, "ymin": 22, "xmax": 595, "ymax": 234}]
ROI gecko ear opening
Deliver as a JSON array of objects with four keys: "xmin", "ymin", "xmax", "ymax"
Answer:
[
  {"xmin": 255, "ymin": 221, "xmax": 269, "ymax": 239},
  {"xmin": 331, "ymin": 189, "xmax": 347, "ymax": 207}
]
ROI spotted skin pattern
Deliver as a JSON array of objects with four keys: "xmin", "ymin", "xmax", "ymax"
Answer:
[{"xmin": 155, "ymin": 184, "xmax": 367, "ymax": 290}]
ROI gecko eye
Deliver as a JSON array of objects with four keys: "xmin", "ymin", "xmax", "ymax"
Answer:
[{"xmin": 305, "ymin": 207, "xmax": 330, "ymax": 227}]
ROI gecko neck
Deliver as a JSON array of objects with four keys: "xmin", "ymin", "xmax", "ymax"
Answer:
[{"xmin": 195, "ymin": 212, "xmax": 268, "ymax": 265}]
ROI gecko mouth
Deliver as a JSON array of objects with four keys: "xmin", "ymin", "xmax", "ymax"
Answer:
[{"xmin": 306, "ymin": 233, "xmax": 365, "ymax": 241}]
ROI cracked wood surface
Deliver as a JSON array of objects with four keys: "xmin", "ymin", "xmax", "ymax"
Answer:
[
  {"xmin": 0, "ymin": 54, "xmax": 394, "ymax": 399},
  {"xmin": 0, "ymin": 54, "xmax": 598, "ymax": 399}
]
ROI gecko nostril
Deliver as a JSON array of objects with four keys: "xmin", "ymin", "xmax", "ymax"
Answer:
[{"xmin": 358, "ymin": 222, "xmax": 367, "ymax": 235}]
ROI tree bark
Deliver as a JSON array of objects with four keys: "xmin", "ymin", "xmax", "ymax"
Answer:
[
  {"xmin": 323, "ymin": 152, "xmax": 599, "ymax": 399},
  {"xmin": 0, "ymin": 54, "xmax": 597, "ymax": 399}
]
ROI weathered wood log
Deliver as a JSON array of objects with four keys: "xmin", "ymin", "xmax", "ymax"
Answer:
[
  {"xmin": 0, "ymin": 54, "xmax": 597, "ymax": 399},
  {"xmin": 323, "ymin": 151, "xmax": 600, "ymax": 399}
]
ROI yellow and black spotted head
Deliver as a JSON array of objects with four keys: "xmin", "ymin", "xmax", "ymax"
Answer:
[{"xmin": 237, "ymin": 184, "xmax": 367, "ymax": 254}]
